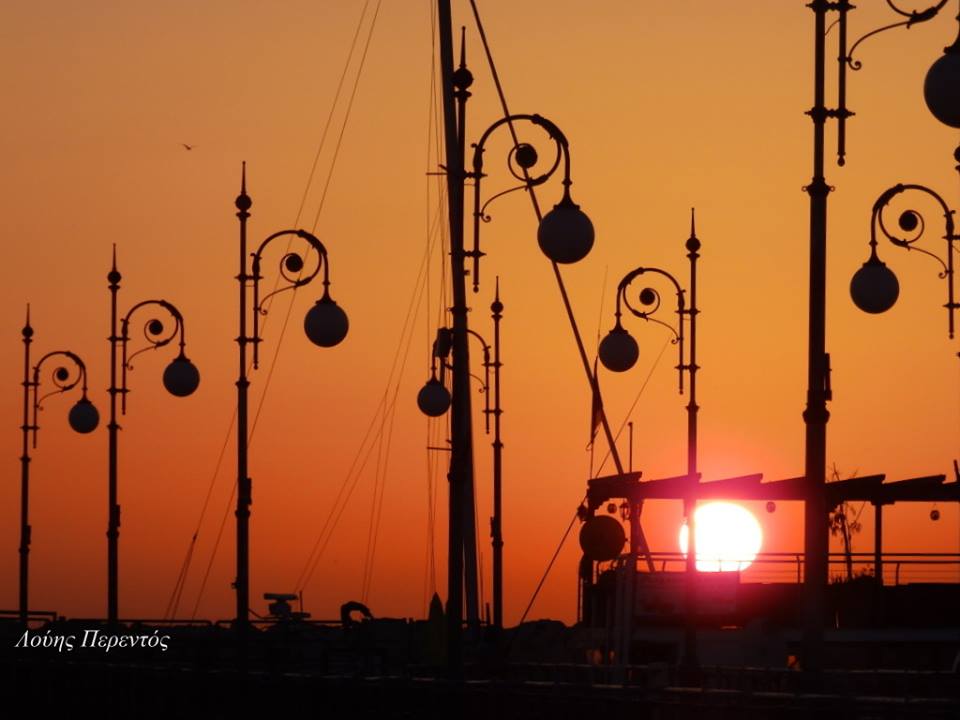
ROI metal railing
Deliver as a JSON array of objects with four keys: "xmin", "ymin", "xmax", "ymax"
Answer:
[{"xmin": 614, "ymin": 551, "xmax": 960, "ymax": 585}]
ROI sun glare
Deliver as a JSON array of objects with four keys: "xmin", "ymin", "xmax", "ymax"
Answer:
[{"xmin": 678, "ymin": 501, "xmax": 763, "ymax": 572}]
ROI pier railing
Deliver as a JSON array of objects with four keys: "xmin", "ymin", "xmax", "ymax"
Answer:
[{"xmin": 621, "ymin": 551, "xmax": 960, "ymax": 585}]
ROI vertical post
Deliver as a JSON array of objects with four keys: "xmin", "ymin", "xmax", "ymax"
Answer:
[
  {"xmin": 682, "ymin": 211, "xmax": 701, "ymax": 670},
  {"xmin": 873, "ymin": 503, "xmax": 883, "ymax": 587},
  {"xmin": 953, "ymin": 145, "xmax": 960, "ymax": 343},
  {"xmin": 438, "ymin": 0, "xmax": 477, "ymax": 673},
  {"xmin": 802, "ymin": 0, "xmax": 835, "ymax": 674},
  {"xmin": 946, "ymin": 203, "xmax": 956, "ymax": 341},
  {"xmin": 235, "ymin": 164, "xmax": 252, "ymax": 632},
  {"xmin": 579, "ymin": 554, "xmax": 592, "ymax": 625},
  {"xmin": 107, "ymin": 247, "xmax": 122, "ymax": 625},
  {"xmin": 456, "ymin": 36, "xmax": 480, "ymax": 630},
  {"xmin": 491, "ymin": 282, "xmax": 504, "ymax": 632},
  {"xmin": 624, "ymin": 502, "xmax": 639, "ymax": 666},
  {"xmin": 19, "ymin": 306, "xmax": 33, "ymax": 625}
]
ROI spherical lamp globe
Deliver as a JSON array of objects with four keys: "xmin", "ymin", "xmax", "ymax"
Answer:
[
  {"xmin": 850, "ymin": 255, "xmax": 899, "ymax": 314},
  {"xmin": 598, "ymin": 326, "xmax": 639, "ymax": 373},
  {"xmin": 304, "ymin": 295, "xmax": 349, "ymax": 348},
  {"xmin": 163, "ymin": 354, "xmax": 200, "ymax": 397}
]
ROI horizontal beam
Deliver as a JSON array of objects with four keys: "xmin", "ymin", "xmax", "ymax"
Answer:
[{"xmin": 586, "ymin": 471, "xmax": 957, "ymax": 505}]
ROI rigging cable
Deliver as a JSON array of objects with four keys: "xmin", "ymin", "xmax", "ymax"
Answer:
[
  {"xmin": 514, "ymin": 501, "xmax": 583, "ymax": 630},
  {"xmin": 360, "ymin": 406, "xmax": 388, "ymax": 602},
  {"xmin": 295, "ymin": 0, "xmax": 376, "ymax": 226},
  {"xmin": 361, "ymin": 206, "xmax": 450, "ymax": 603},
  {"xmin": 362, "ymin": 0, "xmax": 454, "ymax": 604},
  {"xmin": 360, "ymin": 187, "xmax": 450, "ymax": 603},
  {"xmin": 231, "ymin": 0, "xmax": 385, "ymax": 606},
  {"xmin": 360, "ymin": 306, "xmax": 419, "ymax": 601},
  {"xmin": 588, "ymin": 265, "xmax": 608, "ymax": 478},
  {"xmin": 466, "ymin": 0, "xmax": 655, "ymax": 605},
  {"xmin": 295, "ymin": 193, "xmax": 446, "ymax": 595},
  {"xmin": 247, "ymin": 0, "xmax": 383, "ymax": 466},
  {"xmin": 164, "ymin": 423, "xmax": 232, "ymax": 618},
  {"xmin": 594, "ymin": 338, "xmax": 671, "ymax": 478},
  {"xmin": 466, "ymin": 0, "xmax": 628, "ymax": 480},
  {"xmin": 310, "ymin": 0, "xmax": 383, "ymax": 230},
  {"xmin": 292, "ymin": 184, "xmax": 447, "ymax": 594}
]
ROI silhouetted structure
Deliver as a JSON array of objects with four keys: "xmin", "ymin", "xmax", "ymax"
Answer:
[
  {"xmin": 232, "ymin": 165, "xmax": 349, "ymax": 632},
  {"xmin": 430, "ymin": 0, "xmax": 639, "ymax": 671},
  {"xmin": 597, "ymin": 213, "xmax": 702, "ymax": 667},
  {"xmin": 422, "ymin": 285, "xmax": 505, "ymax": 631},
  {"xmin": 106, "ymin": 247, "xmax": 200, "ymax": 623},
  {"xmin": 852, "ymin": 178, "xmax": 960, "ymax": 338},
  {"xmin": 18, "ymin": 308, "xmax": 99, "ymax": 624},
  {"xmin": 800, "ymin": 0, "xmax": 951, "ymax": 672}
]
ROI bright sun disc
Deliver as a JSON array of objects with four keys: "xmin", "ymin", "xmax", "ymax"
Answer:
[{"xmin": 678, "ymin": 501, "xmax": 762, "ymax": 572}]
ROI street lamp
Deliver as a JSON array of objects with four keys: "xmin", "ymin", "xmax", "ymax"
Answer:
[
  {"xmin": 470, "ymin": 114, "xmax": 594, "ymax": 281},
  {"xmin": 799, "ymin": 0, "xmax": 949, "ymax": 672},
  {"xmin": 417, "ymin": 282, "xmax": 504, "ymax": 630},
  {"xmin": 924, "ymin": 6, "xmax": 960, "ymax": 127},
  {"xmin": 597, "ymin": 212, "xmax": 701, "ymax": 669},
  {"xmin": 19, "ymin": 307, "xmax": 99, "ymax": 624},
  {"xmin": 469, "ymin": 114, "xmax": 593, "ymax": 289},
  {"xmin": 852, "ymin": 0, "xmax": 960, "ymax": 325},
  {"xmin": 431, "ymin": 3, "xmax": 602, "ymax": 671},
  {"xmin": 418, "ymin": 326, "xmax": 454, "ymax": 418},
  {"xmin": 107, "ymin": 247, "xmax": 199, "ymax": 624},
  {"xmin": 465, "ymin": 92, "xmax": 596, "ymax": 622},
  {"xmin": 851, "ymin": 181, "xmax": 958, "ymax": 336},
  {"xmin": 233, "ymin": 165, "xmax": 348, "ymax": 630}
]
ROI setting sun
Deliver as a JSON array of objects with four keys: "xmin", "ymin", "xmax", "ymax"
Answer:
[{"xmin": 679, "ymin": 502, "xmax": 763, "ymax": 572}]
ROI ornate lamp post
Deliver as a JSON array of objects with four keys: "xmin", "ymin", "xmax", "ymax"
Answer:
[
  {"xmin": 107, "ymin": 247, "xmax": 200, "ymax": 624},
  {"xmin": 851, "ymin": 181, "xmax": 957, "ymax": 323},
  {"xmin": 851, "ymin": 2, "xmax": 960, "ymax": 326},
  {"xmin": 432, "ymin": 0, "xmax": 599, "ymax": 672},
  {"xmin": 417, "ymin": 283, "xmax": 504, "ymax": 631},
  {"xmin": 489, "ymin": 287, "xmax": 504, "ymax": 633},
  {"xmin": 19, "ymin": 307, "xmax": 99, "ymax": 624},
  {"xmin": 598, "ymin": 213, "xmax": 701, "ymax": 668},
  {"xmin": 233, "ymin": 166, "xmax": 348, "ymax": 630},
  {"xmin": 800, "ymin": 0, "xmax": 949, "ymax": 671},
  {"xmin": 924, "ymin": 3, "xmax": 960, "ymax": 129}
]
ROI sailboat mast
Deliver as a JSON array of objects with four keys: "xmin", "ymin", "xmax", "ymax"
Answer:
[{"xmin": 437, "ymin": 0, "xmax": 480, "ymax": 672}]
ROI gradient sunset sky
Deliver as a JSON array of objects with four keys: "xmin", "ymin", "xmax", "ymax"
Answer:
[{"xmin": 1, "ymin": 0, "xmax": 958, "ymax": 624}]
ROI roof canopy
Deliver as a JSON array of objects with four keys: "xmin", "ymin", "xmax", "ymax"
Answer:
[{"xmin": 586, "ymin": 471, "xmax": 958, "ymax": 509}]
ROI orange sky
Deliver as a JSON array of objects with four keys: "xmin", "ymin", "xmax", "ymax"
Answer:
[{"xmin": 1, "ymin": 1, "xmax": 959, "ymax": 625}]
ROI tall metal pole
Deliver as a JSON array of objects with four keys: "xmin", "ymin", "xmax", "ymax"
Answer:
[
  {"xmin": 107, "ymin": 247, "xmax": 122, "ymax": 624},
  {"xmin": 682, "ymin": 213, "xmax": 701, "ymax": 670},
  {"xmin": 802, "ymin": 0, "xmax": 834, "ymax": 674},
  {"xmin": 491, "ymin": 282, "xmax": 504, "ymax": 632},
  {"xmin": 437, "ymin": 0, "xmax": 478, "ymax": 672},
  {"xmin": 235, "ymin": 164, "xmax": 252, "ymax": 631},
  {"xmin": 19, "ymin": 307, "xmax": 33, "ymax": 625},
  {"xmin": 456, "ymin": 38, "xmax": 480, "ymax": 628}
]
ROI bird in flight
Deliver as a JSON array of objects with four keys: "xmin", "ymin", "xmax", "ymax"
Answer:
[{"xmin": 181, "ymin": 143, "xmax": 195, "ymax": 151}]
